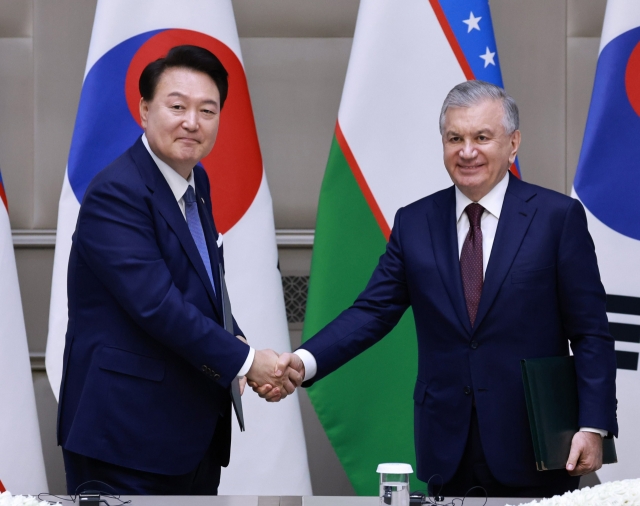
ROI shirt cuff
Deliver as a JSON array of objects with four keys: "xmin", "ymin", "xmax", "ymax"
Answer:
[
  {"xmin": 580, "ymin": 427, "xmax": 607, "ymax": 437},
  {"xmin": 237, "ymin": 347, "xmax": 255, "ymax": 377},
  {"xmin": 294, "ymin": 349, "xmax": 317, "ymax": 381}
]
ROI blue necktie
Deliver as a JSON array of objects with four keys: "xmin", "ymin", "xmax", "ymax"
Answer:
[{"xmin": 184, "ymin": 186, "xmax": 216, "ymax": 295}]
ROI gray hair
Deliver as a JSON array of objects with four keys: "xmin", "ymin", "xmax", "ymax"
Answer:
[{"xmin": 439, "ymin": 80, "xmax": 519, "ymax": 135}]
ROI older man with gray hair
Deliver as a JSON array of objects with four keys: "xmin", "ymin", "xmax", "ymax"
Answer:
[{"xmin": 266, "ymin": 80, "xmax": 618, "ymax": 498}]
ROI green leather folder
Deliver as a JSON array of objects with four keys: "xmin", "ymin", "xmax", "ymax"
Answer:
[{"xmin": 521, "ymin": 356, "xmax": 617, "ymax": 471}]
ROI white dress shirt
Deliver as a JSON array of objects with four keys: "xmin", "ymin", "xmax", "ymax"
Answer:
[
  {"xmin": 141, "ymin": 134, "xmax": 255, "ymax": 378},
  {"xmin": 295, "ymin": 171, "xmax": 606, "ymax": 436}
]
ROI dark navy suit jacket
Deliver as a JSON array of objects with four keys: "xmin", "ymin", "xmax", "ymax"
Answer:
[
  {"xmin": 57, "ymin": 137, "xmax": 249, "ymax": 475},
  {"xmin": 300, "ymin": 174, "xmax": 618, "ymax": 487}
]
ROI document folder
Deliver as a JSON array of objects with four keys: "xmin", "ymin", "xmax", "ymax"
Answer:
[
  {"xmin": 521, "ymin": 355, "xmax": 616, "ymax": 471},
  {"xmin": 220, "ymin": 264, "xmax": 245, "ymax": 431}
]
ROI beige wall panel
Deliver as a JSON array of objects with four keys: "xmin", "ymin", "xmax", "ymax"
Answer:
[
  {"xmin": 241, "ymin": 38, "xmax": 352, "ymax": 229},
  {"xmin": 568, "ymin": 0, "xmax": 607, "ymax": 38},
  {"xmin": 33, "ymin": 0, "xmax": 97, "ymax": 229},
  {"xmin": 491, "ymin": 0, "xmax": 567, "ymax": 194},
  {"xmin": 279, "ymin": 247, "xmax": 312, "ymax": 277},
  {"xmin": 232, "ymin": 0, "xmax": 358, "ymax": 38},
  {"xmin": 0, "ymin": 0, "xmax": 32, "ymax": 38},
  {"xmin": 566, "ymin": 37, "xmax": 600, "ymax": 191},
  {"xmin": 15, "ymin": 247, "xmax": 55, "ymax": 353},
  {"xmin": 0, "ymin": 38, "xmax": 34, "ymax": 228}
]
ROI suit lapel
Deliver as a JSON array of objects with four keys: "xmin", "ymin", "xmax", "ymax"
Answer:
[
  {"xmin": 427, "ymin": 187, "xmax": 472, "ymax": 336},
  {"xmin": 131, "ymin": 139, "xmax": 222, "ymax": 320},
  {"xmin": 473, "ymin": 175, "xmax": 537, "ymax": 331}
]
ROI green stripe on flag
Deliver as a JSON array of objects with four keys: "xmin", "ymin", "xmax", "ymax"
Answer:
[{"xmin": 303, "ymin": 135, "xmax": 425, "ymax": 495}]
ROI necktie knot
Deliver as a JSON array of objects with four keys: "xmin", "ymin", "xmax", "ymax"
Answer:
[
  {"xmin": 465, "ymin": 203, "xmax": 484, "ymax": 228},
  {"xmin": 183, "ymin": 186, "xmax": 196, "ymax": 204}
]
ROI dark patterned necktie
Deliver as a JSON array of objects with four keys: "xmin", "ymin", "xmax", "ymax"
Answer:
[{"xmin": 460, "ymin": 203, "xmax": 485, "ymax": 327}]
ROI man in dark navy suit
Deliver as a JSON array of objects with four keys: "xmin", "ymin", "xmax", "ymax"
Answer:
[
  {"xmin": 266, "ymin": 81, "xmax": 618, "ymax": 497},
  {"xmin": 57, "ymin": 45, "xmax": 300, "ymax": 495}
]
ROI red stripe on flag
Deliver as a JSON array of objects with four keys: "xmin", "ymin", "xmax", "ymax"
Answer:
[
  {"xmin": 0, "ymin": 479, "xmax": 6, "ymax": 493},
  {"xmin": 509, "ymin": 162, "xmax": 521, "ymax": 179},
  {"xmin": 428, "ymin": 0, "xmax": 475, "ymax": 80},
  {"xmin": 335, "ymin": 122, "xmax": 391, "ymax": 241},
  {"xmin": 0, "ymin": 184, "xmax": 8, "ymax": 212}
]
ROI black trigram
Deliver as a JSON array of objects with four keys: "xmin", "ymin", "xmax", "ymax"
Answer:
[{"xmin": 607, "ymin": 294, "xmax": 640, "ymax": 371}]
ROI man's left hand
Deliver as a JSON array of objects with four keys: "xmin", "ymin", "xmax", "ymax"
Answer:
[{"xmin": 566, "ymin": 431, "xmax": 603, "ymax": 476}]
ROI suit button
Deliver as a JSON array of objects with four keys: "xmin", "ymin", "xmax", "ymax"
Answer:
[
  {"xmin": 213, "ymin": 373, "xmax": 221, "ymax": 380},
  {"xmin": 470, "ymin": 340, "xmax": 478, "ymax": 349},
  {"xmin": 202, "ymin": 365, "xmax": 208, "ymax": 372},
  {"xmin": 464, "ymin": 386, "xmax": 472, "ymax": 395}
]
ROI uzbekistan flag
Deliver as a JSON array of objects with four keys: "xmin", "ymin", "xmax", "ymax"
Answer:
[
  {"xmin": 45, "ymin": 0, "xmax": 311, "ymax": 494},
  {"xmin": 302, "ymin": 0, "xmax": 514, "ymax": 494},
  {"xmin": 0, "ymin": 170, "xmax": 47, "ymax": 493},
  {"xmin": 573, "ymin": 0, "xmax": 640, "ymax": 482}
]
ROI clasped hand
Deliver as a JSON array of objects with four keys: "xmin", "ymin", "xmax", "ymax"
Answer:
[{"xmin": 245, "ymin": 350, "xmax": 305, "ymax": 402}]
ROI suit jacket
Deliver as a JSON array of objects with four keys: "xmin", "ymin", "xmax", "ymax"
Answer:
[
  {"xmin": 57, "ymin": 137, "xmax": 249, "ymax": 475},
  {"xmin": 300, "ymin": 173, "xmax": 618, "ymax": 487}
]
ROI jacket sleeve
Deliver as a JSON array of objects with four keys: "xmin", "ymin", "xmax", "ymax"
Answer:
[
  {"xmin": 300, "ymin": 208, "xmax": 410, "ymax": 384},
  {"xmin": 557, "ymin": 199, "xmax": 618, "ymax": 436}
]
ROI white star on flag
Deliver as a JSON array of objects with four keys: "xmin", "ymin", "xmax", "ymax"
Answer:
[
  {"xmin": 463, "ymin": 12, "xmax": 482, "ymax": 32},
  {"xmin": 480, "ymin": 47, "xmax": 496, "ymax": 67}
]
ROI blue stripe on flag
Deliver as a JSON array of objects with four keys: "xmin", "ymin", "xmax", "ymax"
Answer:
[
  {"xmin": 68, "ymin": 30, "xmax": 163, "ymax": 203},
  {"xmin": 438, "ymin": 0, "xmax": 504, "ymax": 86}
]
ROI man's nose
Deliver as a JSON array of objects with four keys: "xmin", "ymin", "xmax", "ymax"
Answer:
[
  {"xmin": 182, "ymin": 109, "xmax": 199, "ymax": 130},
  {"xmin": 459, "ymin": 141, "xmax": 477, "ymax": 159}
]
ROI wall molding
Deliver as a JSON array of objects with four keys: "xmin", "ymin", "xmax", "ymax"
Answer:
[
  {"xmin": 12, "ymin": 229, "xmax": 57, "ymax": 248},
  {"xmin": 30, "ymin": 352, "xmax": 46, "ymax": 372},
  {"xmin": 12, "ymin": 228, "xmax": 314, "ymax": 248}
]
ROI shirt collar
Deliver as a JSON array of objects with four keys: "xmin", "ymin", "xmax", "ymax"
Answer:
[
  {"xmin": 455, "ymin": 171, "xmax": 509, "ymax": 223},
  {"xmin": 141, "ymin": 133, "xmax": 194, "ymax": 203}
]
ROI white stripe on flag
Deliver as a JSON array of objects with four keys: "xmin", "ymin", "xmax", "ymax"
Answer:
[
  {"xmin": 0, "ymin": 191, "xmax": 48, "ymax": 494},
  {"xmin": 338, "ymin": 0, "xmax": 465, "ymax": 231},
  {"xmin": 46, "ymin": 0, "xmax": 311, "ymax": 494}
]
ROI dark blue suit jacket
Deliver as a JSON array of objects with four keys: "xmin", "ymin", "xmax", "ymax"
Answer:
[
  {"xmin": 300, "ymin": 174, "xmax": 618, "ymax": 487},
  {"xmin": 57, "ymin": 137, "xmax": 249, "ymax": 475}
]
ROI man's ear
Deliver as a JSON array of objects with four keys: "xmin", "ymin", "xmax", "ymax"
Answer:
[
  {"xmin": 509, "ymin": 129, "xmax": 521, "ymax": 165},
  {"xmin": 139, "ymin": 98, "xmax": 149, "ymax": 129}
]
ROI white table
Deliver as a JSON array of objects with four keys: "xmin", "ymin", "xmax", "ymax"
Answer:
[{"xmin": 112, "ymin": 496, "xmax": 534, "ymax": 506}]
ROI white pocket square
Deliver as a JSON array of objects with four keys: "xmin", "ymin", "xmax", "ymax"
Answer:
[{"xmin": 216, "ymin": 233, "xmax": 223, "ymax": 248}]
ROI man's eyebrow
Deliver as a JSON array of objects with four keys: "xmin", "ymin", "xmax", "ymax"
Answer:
[{"xmin": 166, "ymin": 92, "xmax": 219, "ymax": 106}]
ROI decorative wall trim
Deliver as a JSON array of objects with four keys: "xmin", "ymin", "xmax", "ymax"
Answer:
[
  {"xmin": 12, "ymin": 228, "xmax": 315, "ymax": 248},
  {"xmin": 275, "ymin": 229, "xmax": 315, "ymax": 247},
  {"xmin": 30, "ymin": 352, "xmax": 46, "ymax": 372},
  {"xmin": 12, "ymin": 229, "xmax": 57, "ymax": 248}
]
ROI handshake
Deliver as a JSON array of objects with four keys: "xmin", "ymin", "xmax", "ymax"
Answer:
[{"xmin": 243, "ymin": 349, "xmax": 305, "ymax": 402}]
